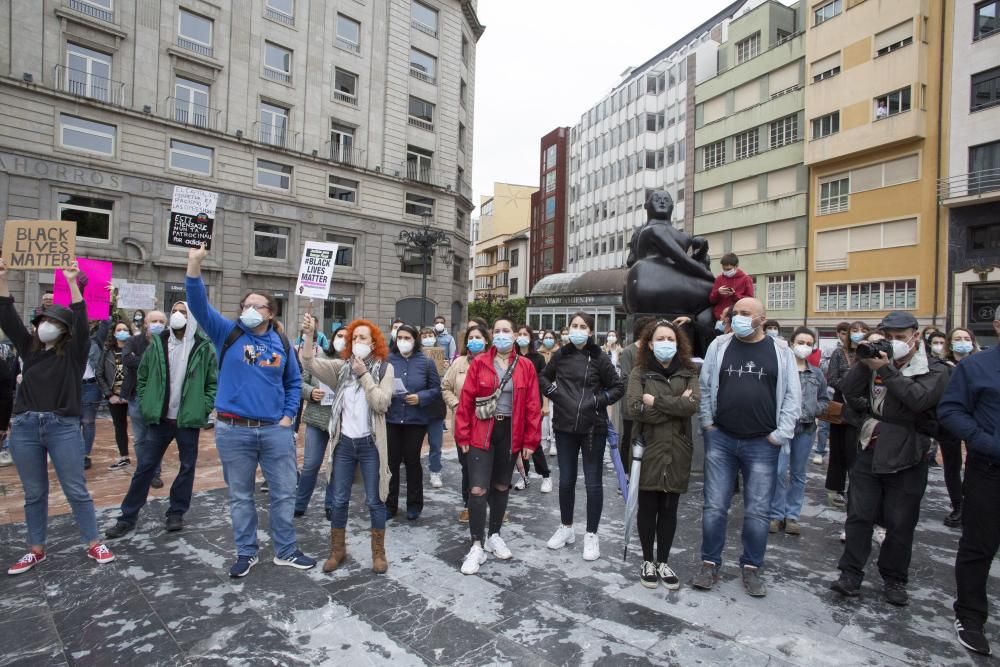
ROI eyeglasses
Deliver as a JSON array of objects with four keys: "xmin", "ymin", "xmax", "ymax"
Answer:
[{"xmin": 241, "ymin": 303, "xmax": 270, "ymax": 312}]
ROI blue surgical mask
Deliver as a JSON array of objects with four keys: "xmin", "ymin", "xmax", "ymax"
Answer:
[
  {"xmin": 240, "ymin": 307, "xmax": 265, "ymax": 329},
  {"xmin": 952, "ymin": 341, "xmax": 974, "ymax": 355},
  {"xmin": 493, "ymin": 333, "xmax": 514, "ymax": 351},
  {"xmin": 515, "ymin": 336, "xmax": 531, "ymax": 348},
  {"xmin": 731, "ymin": 315, "xmax": 756, "ymax": 339},
  {"xmin": 542, "ymin": 339, "xmax": 555, "ymax": 349},
  {"xmin": 148, "ymin": 323, "xmax": 165, "ymax": 336},
  {"xmin": 652, "ymin": 341, "xmax": 677, "ymax": 362},
  {"xmin": 114, "ymin": 330, "xmax": 130, "ymax": 342},
  {"xmin": 568, "ymin": 330, "xmax": 589, "ymax": 346},
  {"xmin": 466, "ymin": 338, "xmax": 485, "ymax": 354},
  {"xmin": 850, "ymin": 332, "xmax": 865, "ymax": 344}
]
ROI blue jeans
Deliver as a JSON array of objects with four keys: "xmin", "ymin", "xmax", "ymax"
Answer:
[
  {"xmin": 555, "ymin": 430, "xmax": 606, "ymax": 533},
  {"xmin": 814, "ymin": 419, "xmax": 830, "ymax": 456},
  {"xmin": 771, "ymin": 424, "xmax": 815, "ymax": 522},
  {"xmin": 80, "ymin": 381, "xmax": 101, "ymax": 455},
  {"xmin": 701, "ymin": 428, "xmax": 779, "ymax": 568},
  {"xmin": 128, "ymin": 400, "xmax": 160, "ymax": 478},
  {"xmin": 427, "ymin": 418, "xmax": 444, "ymax": 473},
  {"xmin": 119, "ymin": 421, "xmax": 199, "ymax": 523},
  {"xmin": 9, "ymin": 411, "xmax": 99, "ymax": 546},
  {"xmin": 214, "ymin": 421, "xmax": 299, "ymax": 559},
  {"xmin": 330, "ymin": 434, "xmax": 386, "ymax": 529},
  {"xmin": 295, "ymin": 424, "xmax": 332, "ymax": 514}
]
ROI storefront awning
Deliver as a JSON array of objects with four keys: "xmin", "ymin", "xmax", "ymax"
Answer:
[{"xmin": 528, "ymin": 269, "xmax": 626, "ymax": 307}]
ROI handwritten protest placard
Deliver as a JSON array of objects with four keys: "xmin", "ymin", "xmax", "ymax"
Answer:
[
  {"xmin": 117, "ymin": 282, "xmax": 156, "ymax": 310},
  {"xmin": 53, "ymin": 257, "xmax": 113, "ymax": 320},
  {"xmin": 168, "ymin": 186, "xmax": 218, "ymax": 249},
  {"xmin": 295, "ymin": 242, "xmax": 339, "ymax": 300},
  {"xmin": 2, "ymin": 220, "xmax": 76, "ymax": 270}
]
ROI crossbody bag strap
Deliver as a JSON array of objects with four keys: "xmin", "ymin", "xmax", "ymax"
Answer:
[{"xmin": 497, "ymin": 354, "xmax": 518, "ymax": 393}]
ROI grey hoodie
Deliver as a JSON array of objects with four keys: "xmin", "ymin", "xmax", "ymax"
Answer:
[{"xmin": 165, "ymin": 302, "xmax": 199, "ymax": 420}]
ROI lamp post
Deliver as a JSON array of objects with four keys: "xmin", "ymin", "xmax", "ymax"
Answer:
[{"xmin": 394, "ymin": 214, "xmax": 454, "ymax": 326}]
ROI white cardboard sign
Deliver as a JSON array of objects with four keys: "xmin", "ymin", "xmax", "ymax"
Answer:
[{"xmin": 295, "ymin": 242, "xmax": 339, "ymax": 299}]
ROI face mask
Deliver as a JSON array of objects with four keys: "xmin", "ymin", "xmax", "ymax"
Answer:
[
  {"xmin": 560, "ymin": 334, "xmax": 569, "ymax": 343},
  {"xmin": 607, "ymin": 335, "xmax": 617, "ymax": 344},
  {"xmin": 568, "ymin": 330, "xmax": 589, "ymax": 346},
  {"xmin": 715, "ymin": 320, "xmax": 726, "ymax": 333},
  {"xmin": 731, "ymin": 315, "xmax": 756, "ymax": 339},
  {"xmin": 766, "ymin": 329, "xmax": 779, "ymax": 338},
  {"xmin": 132, "ymin": 315, "xmax": 143, "ymax": 323},
  {"xmin": 890, "ymin": 338, "xmax": 913, "ymax": 360},
  {"xmin": 421, "ymin": 337, "xmax": 437, "ymax": 348},
  {"xmin": 169, "ymin": 312, "xmax": 188, "ymax": 330},
  {"xmin": 466, "ymin": 338, "xmax": 485, "ymax": 354},
  {"xmin": 396, "ymin": 339, "xmax": 414, "ymax": 354},
  {"xmin": 542, "ymin": 339, "xmax": 555, "ymax": 349},
  {"xmin": 850, "ymin": 332, "xmax": 865, "ymax": 344},
  {"xmin": 793, "ymin": 344, "xmax": 812, "ymax": 360},
  {"xmin": 723, "ymin": 269, "xmax": 736, "ymax": 278},
  {"xmin": 37, "ymin": 321, "xmax": 63, "ymax": 344},
  {"xmin": 952, "ymin": 341, "xmax": 974, "ymax": 355},
  {"xmin": 240, "ymin": 307, "xmax": 265, "ymax": 329},
  {"xmin": 434, "ymin": 323, "xmax": 445, "ymax": 333},
  {"xmin": 652, "ymin": 340, "xmax": 677, "ymax": 362},
  {"xmin": 333, "ymin": 337, "xmax": 347, "ymax": 353},
  {"xmin": 515, "ymin": 335, "xmax": 530, "ymax": 348},
  {"xmin": 353, "ymin": 342, "xmax": 371, "ymax": 359},
  {"xmin": 148, "ymin": 323, "xmax": 165, "ymax": 336},
  {"xmin": 493, "ymin": 333, "xmax": 514, "ymax": 351},
  {"xmin": 931, "ymin": 343, "xmax": 945, "ymax": 355},
  {"xmin": 114, "ymin": 330, "xmax": 130, "ymax": 342}
]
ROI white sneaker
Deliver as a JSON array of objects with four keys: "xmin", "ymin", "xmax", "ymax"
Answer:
[
  {"xmin": 540, "ymin": 478, "xmax": 553, "ymax": 493},
  {"xmin": 548, "ymin": 444, "xmax": 557, "ymax": 456},
  {"xmin": 873, "ymin": 526, "xmax": 886, "ymax": 545},
  {"xmin": 485, "ymin": 533, "xmax": 512, "ymax": 560},
  {"xmin": 513, "ymin": 477, "xmax": 526, "ymax": 490},
  {"xmin": 547, "ymin": 525, "xmax": 575, "ymax": 549},
  {"xmin": 811, "ymin": 454, "xmax": 823, "ymax": 465},
  {"xmin": 430, "ymin": 472, "xmax": 443, "ymax": 489},
  {"xmin": 0, "ymin": 449, "xmax": 12, "ymax": 467},
  {"xmin": 839, "ymin": 529, "xmax": 846, "ymax": 543},
  {"xmin": 461, "ymin": 544, "xmax": 487, "ymax": 575},
  {"xmin": 582, "ymin": 532, "xmax": 600, "ymax": 561}
]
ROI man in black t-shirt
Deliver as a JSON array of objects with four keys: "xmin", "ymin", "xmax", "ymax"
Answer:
[{"xmin": 692, "ymin": 298, "xmax": 801, "ymax": 598}]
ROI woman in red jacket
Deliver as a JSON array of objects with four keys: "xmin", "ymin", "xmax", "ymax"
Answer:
[{"xmin": 455, "ymin": 317, "xmax": 542, "ymax": 575}]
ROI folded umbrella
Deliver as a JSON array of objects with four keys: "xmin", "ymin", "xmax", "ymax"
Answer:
[
  {"xmin": 623, "ymin": 435, "xmax": 645, "ymax": 562},
  {"xmin": 606, "ymin": 418, "xmax": 628, "ymax": 498}
]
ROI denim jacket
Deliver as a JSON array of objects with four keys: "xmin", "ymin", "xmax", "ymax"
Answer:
[
  {"xmin": 698, "ymin": 333, "xmax": 802, "ymax": 447},
  {"xmin": 797, "ymin": 364, "xmax": 830, "ymax": 425}
]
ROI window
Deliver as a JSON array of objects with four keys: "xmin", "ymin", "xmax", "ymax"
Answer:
[
  {"xmin": 776, "ymin": 29, "xmax": 791, "ymax": 44},
  {"xmin": 646, "ymin": 112, "xmax": 664, "ymax": 132},
  {"xmin": 975, "ymin": 1, "xmax": 998, "ymax": 40},
  {"xmin": 406, "ymin": 145, "xmax": 434, "ymax": 182},
  {"xmin": 326, "ymin": 233, "xmax": 355, "ymax": 268},
  {"xmin": 875, "ymin": 21, "xmax": 913, "ymax": 57},
  {"xmin": 545, "ymin": 171, "xmax": 556, "ymax": 193},
  {"xmin": 811, "ymin": 111, "xmax": 839, "ymax": 139},
  {"xmin": 336, "ymin": 14, "xmax": 361, "ymax": 53},
  {"xmin": 265, "ymin": 0, "xmax": 294, "ymax": 24},
  {"xmin": 458, "ymin": 123, "xmax": 466, "ymax": 150},
  {"xmin": 330, "ymin": 123, "xmax": 355, "ymax": 163},
  {"xmin": 972, "ymin": 67, "xmax": 1000, "ymax": 111},
  {"xmin": 253, "ymin": 223, "xmax": 290, "ymax": 260},
  {"xmin": 460, "ymin": 79, "xmax": 468, "ymax": 108},
  {"xmin": 65, "ymin": 43, "xmax": 112, "ymax": 102},
  {"xmin": 766, "ymin": 274, "xmax": 795, "ymax": 310},
  {"xmin": 328, "ymin": 176, "xmax": 358, "ymax": 203},
  {"xmin": 510, "ymin": 249, "xmax": 520, "ymax": 267},
  {"xmin": 408, "ymin": 95, "xmax": 434, "ymax": 130},
  {"xmin": 969, "ymin": 224, "xmax": 1000, "ymax": 252},
  {"xmin": 645, "ymin": 150, "xmax": 664, "ymax": 170},
  {"xmin": 59, "ymin": 114, "xmax": 116, "ymax": 155},
  {"xmin": 703, "ymin": 140, "xmax": 725, "ymax": 170},
  {"xmin": 178, "ymin": 9, "xmax": 213, "ymax": 55},
  {"xmin": 883, "ymin": 280, "xmax": 917, "ymax": 310},
  {"xmin": 816, "ymin": 284, "xmax": 849, "ymax": 311},
  {"xmin": 970, "ymin": 140, "xmax": 1000, "ymax": 193},
  {"xmin": 263, "ymin": 42, "xmax": 292, "ymax": 83},
  {"xmin": 331, "ymin": 68, "xmax": 358, "ymax": 106},
  {"xmin": 545, "ymin": 196, "xmax": 556, "ymax": 220},
  {"xmin": 259, "ymin": 102, "xmax": 289, "ymax": 147},
  {"xmin": 452, "ymin": 257, "xmax": 464, "ymax": 282},
  {"xmin": 405, "ymin": 193, "xmax": 434, "ymax": 217},
  {"xmin": 734, "ymin": 129, "xmax": 758, "ymax": 160},
  {"xmin": 510, "ymin": 277, "xmax": 519, "ymax": 295},
  {"xmin": 874, "ymin": 87, "xmax": 911, "ymax": 119},
  {"xmin": 58, "ymin": 193, "xmax": 112, "ymax": 241},
  {"xmin": 545, "ymin": 144, "xmax": 557, "ymax": 170},
  {"xmin": 770, "ymin": 114, "xmax": 798, "ymax": 148},
  {"xmin": 814, "ymin": 0, "xmax": 841, "ymax": 27},
  {"xmin": 818, "ymin": 281, "xmax": 917, "ymax": 311},
  {"xmin": 256, "ymin": 159, "xmax": 292, "ymax": 190},
  {"xmin": 411, "ymin": 1, "xmax": 438, "ymax": 36},
  {"xmin": 174, "ymin": 77, "xmax": 210, "ymax": 127},
  {"xmin": 409, "ymin": 48, "xmax": 436, "ymax": 84},
  {"xmin": 461, "ymin": 34, "xmax": 470, "ymax": 64},
  {"xmin": 169, "ymin": 139, "xmax": 213, "ymax": 175},
  {"xmin": 818, "ymin": 176, "xmax": 849, "ymax": 214},
  {"xmin": 735, "ymin": 32, "xmax": 760, "ymax": 64},
  {"xmin": 811, "ymin": 54, "xmax": 841, "ymax": 82}
]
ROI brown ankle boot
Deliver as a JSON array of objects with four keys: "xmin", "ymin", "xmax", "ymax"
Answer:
[
  {"xmin": 323, "ymin": 528, "xmax": 347, "ymax": 573},
  {"xmin": 371, "ymin": 528, "xmax": 388, "ymax": 574}
]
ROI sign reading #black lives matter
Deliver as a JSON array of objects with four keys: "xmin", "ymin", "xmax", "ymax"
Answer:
[
  {"xmin": 2, "ymin": 220, "xmax": 76, "ymax": 270},
  {"xmin": 168, "ymin": 186, "xmax": 218, "ymax": 249}
]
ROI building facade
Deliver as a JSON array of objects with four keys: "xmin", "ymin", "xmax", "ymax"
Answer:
[
  {"xmin": 804, "ymin": 0, "xmax": 947, "ymax": 330},
  {"xmin": 939, "ymin": 0, "xmax": 1000, "ymax": 344},
  {"xmin": 528, "ymin": 126, "xmax": 568, "ymax": 291},
  {"xmin": 693, "ymin": 1, "xmax": 807, "ymax": 329},
  {"xmin": 471, "ymin": 182, "xmax": 534, "ymax": 300},
  {"xmin": 0, "ymin": 0, "xmax": 481, "ymax": 332}
]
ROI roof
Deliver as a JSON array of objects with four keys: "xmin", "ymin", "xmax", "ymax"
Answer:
[{"xmin": 529, "ymin": 269, "xmax": 627, "ymax": 298}]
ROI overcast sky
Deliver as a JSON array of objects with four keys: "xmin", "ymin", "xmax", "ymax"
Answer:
[{"xmin": 470, "ymin": 0, "xmax": 740, "ymax": 210}]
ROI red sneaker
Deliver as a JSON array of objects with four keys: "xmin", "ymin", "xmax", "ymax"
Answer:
[
  {"xmin": 8, "ymin": 551, "xmax": 46, "ymax": 575},
  {"xmin": 87, "ymin": 543, "xmax": 115, "ymax": 564}
]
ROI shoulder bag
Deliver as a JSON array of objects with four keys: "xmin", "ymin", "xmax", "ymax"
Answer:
[{"xmin": 475, "ymin": 355, "xmax": 518, "ymax": 420}]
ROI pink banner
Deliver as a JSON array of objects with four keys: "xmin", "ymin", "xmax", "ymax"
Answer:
[{"xmin": 53, "ymin": 257, "xmax": 113, "ymax": 321}]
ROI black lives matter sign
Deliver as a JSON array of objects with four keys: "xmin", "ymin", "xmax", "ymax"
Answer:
[{"xmin": 168, "ymin": 186, "xmax": 218, "ymax": 249}]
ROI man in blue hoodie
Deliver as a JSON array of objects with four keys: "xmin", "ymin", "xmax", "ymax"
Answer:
[
  {"xmin": 939, "ymin": 306, "xmax": 1000, "ymax": 657},
  {"xmin": 433, "ymin": 315, "xmax": 457, "ymax": 360},
  {"xmin": 186, "ymin": 244, "xmax": 315, "ymax": 577}
]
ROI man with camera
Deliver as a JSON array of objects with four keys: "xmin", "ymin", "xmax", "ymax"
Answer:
[{"xmin": 829, "ymin": 311, "xmax": 949, "ymax": 606}]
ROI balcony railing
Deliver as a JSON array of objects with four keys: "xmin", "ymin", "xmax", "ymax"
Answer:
[
  {"xmin": 166, "ymin": 97, "xmax": 221, "ymax": 131},
  {"xmin": 328, "ymin": 143, "xmax": 366, "ymax": 167},
  {"xmin": 263, "ymin": 67, "xmax": 292, "ymax": 84},
  {"xmin": 401, "ymin": 161, "xmax": 443, "ymax": 187},
  {"xmin": 253, "ymin": 121, "xmax": 299, "ymax": 150},
  {"xmin": 66, "ymin": 0, "xmax": 113, "ymax": 22},
  {"xmin": 54, "ymin": 65, "xmax": 126, "ymax": 106},
  {"xmin": 336, "ymin": 36, "xmax": 360, "ymax": 54},
  {"xmin": 409, "ymin": 67, "xmax": 436, "ymax": 85},
  {"xmin": 176, "ymin": 36, "xmax": 213, "ymax": 58},
  {"xmin": 264, "ymin": 6, "xmax": 294, "ymax": 26},
  {"xmin": 938, "ymin": 168, "xmax": 1000, "ymax": 202},
  {"xmin": 333, "ymin": 89, "xmax": 357, "ymax": 106},
  {"xmin": 408, "ymin": 116, "xmax": 434, "ymax": 132},
  {"xmin": 411, "ymin": 18, "xmax": 437, "ymax": 37}
]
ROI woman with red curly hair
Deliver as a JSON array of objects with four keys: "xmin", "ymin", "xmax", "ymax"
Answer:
[{"xmin": 299, "ymin": 316, "xmax": 395, "ymax": 575}]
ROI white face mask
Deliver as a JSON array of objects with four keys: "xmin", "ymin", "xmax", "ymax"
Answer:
[
  {"xmin": 606, "ymin": 335, "xmax": 617, "ymax": 344},
  {"xmin": 723, "ymin": 268, "xmax": 737, "ymax": 278},
  {"xmin": 421, "ymin": 337, "xmax": 437, "ymax": 348},
  {"xmin": 333, "ymin": 337, "xmax": 347, "ymax": 353},
  {"xmin": 37, "ymin": 321, "xmax": 63, "ymax": 344},
  {"xmin": 434, "ymin": 323, "xmax": 445, "ymax": 332},
  {"xmin": 396, "ymin": 339, "xmax": 414, "ymax": 354},
  {"xmin": 352, "ymin": 342, "xmax": 371, "ymax": 359},
  {"xmin": 793, "ymin": 344, "xmax": 812, "ymax": 360},
  {"xmin": 891, "ymin": 337, "xmax": 913, "ymax": 360},
  {"xmin": 930, "ymin": 343, "xmax": 945, "ymax": 355},
  {"xmin": 169, "ymin": 312, "xmax": 188, "ymax": 330}
]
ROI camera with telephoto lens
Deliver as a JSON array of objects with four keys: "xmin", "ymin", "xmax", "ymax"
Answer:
[{"xmin": 856, "ymin": 339, "xmax": 894, "ymax": 360}]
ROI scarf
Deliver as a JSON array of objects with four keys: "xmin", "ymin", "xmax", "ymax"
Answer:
[{"xmin": 327, "ymin": 356, "xmax": 382, "ymax": 434}]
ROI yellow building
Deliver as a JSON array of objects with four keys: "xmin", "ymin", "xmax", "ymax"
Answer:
[
  {"xmin": 804, "ymin": 0, "xmax": 948, "ymax": 329},
  {"xmin": 472, "ymin": 182, "xmax": 536, "ymax": 300}
]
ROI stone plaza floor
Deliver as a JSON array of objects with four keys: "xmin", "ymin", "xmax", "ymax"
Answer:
[{"xmin": 0, "ymin": 425, "xmax": 994, "ymax": 666}]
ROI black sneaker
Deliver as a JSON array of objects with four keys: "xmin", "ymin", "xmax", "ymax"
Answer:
[
  {"xmin": 105, "ymin": 520, "xmax": 135, "ymax": 539},
  {"xmin": 294, "ymin": 509, "xmax": 305, "ymax": 518},
  {"xmin": 830, "ymin": 573, "xmax": 861, "ymax": 597},
  {"xmin": 165, "ymin": 515, "xmax": 183, "ymax": 532},
  {"xmin": 884, "ymin": 580, "xmax": 909, "ymax": 606},
  {"xmin": 742, "ymin": 565, "xmax": 767, "ymax": 597},
  {"xmin": 273, "ymin": 550, "xmax": 317, "ymax": 570},
  {"xmin": 691, "ymin": 561, "xmax": 719, "ymax": 591},
  {"xmin": 150, "ymin": 476, "xmax": 164, "ymax": 489},
  {"xmin": 108, "ymin": 457, "xmax": 131, "ymax": 470},
  {"xmin": 944, "ymin": 508, "xmax": 962, "ymax": 528},
  {"xmin": 229, "ymin": 554, "xmax": 258, "ymax": 578},
  {"xmin": 640, "ymin": 561, "xmax": 658, "ymax": 589},
  {"xmin": 657, "ymin": 562, "xmax": 680, "ymax": 590},
  {"xmin": 324, "ymin": 508, "xmax": 333, "ymax": 522},
  {"xmin": 955, "ymin": 618, "xmax": 992, "ymax": 656},
  {"xmin": 83, "ymin": 456, "xmax": 92, "ymax": 470}
]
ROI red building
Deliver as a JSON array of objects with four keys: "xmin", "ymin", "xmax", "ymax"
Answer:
[{"xmin": 529, "ymin": 127, "xmax": 569, "ymax": 290}]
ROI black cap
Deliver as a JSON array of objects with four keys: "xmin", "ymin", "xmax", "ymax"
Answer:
[
  {"xmin": 878, "ymin": 311, "xmax": 919, "ymax": 331},
  {"xmin": 31, "ymin": 305, "xmax": 74, "ymax": 330}
]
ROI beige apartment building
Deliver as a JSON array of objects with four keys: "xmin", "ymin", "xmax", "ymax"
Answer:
[{"xmin": 471, "ymin": 182, "xmax": 535, "ymax": 300}]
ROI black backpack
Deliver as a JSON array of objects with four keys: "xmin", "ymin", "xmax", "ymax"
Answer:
[{"xmin": 218, "ymin": 324, "xmax": 292, "ymax": 371}]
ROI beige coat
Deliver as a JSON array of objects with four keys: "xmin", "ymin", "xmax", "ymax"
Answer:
[{"xmin": 441, "ymin": 354, "xmax": 470, "ymax": 412}]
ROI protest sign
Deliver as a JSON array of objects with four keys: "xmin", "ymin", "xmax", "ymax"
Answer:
[
  {"xmin": 1, "ymin": 220, "xmax": 76, "ymax": 270},
  {"xmin": 53, "ymin": 257, "xmax": 113, "ymax": 320},
  {"xmin": 168, "ymin": 186, "xmax": 218, "ymax": 249},
  {"xmin": 295, "ymin": 242, "xmax": 339, "ymax": 300},
  {"xmin": 117, "ymin": 282, "xmax": 157, "ymax": 310}
]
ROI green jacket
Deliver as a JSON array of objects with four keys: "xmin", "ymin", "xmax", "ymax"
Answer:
[
  {"xmin": 138, "ymin": 330, "xmax": 218, "ymax": 428},
  {"xmin": 625, "ymin": 361, "xmax": 700, "ymax": 494}
]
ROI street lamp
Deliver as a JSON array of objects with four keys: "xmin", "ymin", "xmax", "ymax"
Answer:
[{"xmin": 394, "ymin": 214, "xmax": 454, "ymax": 326}]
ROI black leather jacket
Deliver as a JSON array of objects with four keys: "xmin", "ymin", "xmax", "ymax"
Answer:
[{"xmin": 539, "ymin": 341, "xmax": 624, "ymax": 434}]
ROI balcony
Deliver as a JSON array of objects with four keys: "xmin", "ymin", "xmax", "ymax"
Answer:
[
  {"xmin": 333, "ymin": 89, "xmax": 357, "ymax": 106},
  {"xmin": 54, "ymin": 65, "xmax": 126, "ymax": 106},
  {"xmin": 264, "ymin": 6, "xmax": 294, "ymax": 26},
  {"xmin": 176, "ymin": 36, "xmax": 213, "ymax": 58},
  {"xmin": 336, "ymin": 36, "xmax": 360, "ymax": 54},
  {"xmin": 400, "ymin": 161, "xmax": 443, "ymax": 187},
  {"xmin": 65, "ymin": 0, "xmax": 113, "ymax": 22},
  {"xmin": 411, "ymin": 18, "xmax": 437, "ymax": 37},
  {"xmin": 262, "ymin": 67, "xmax": 291, "ymax": 84},
  {"xmin": 939, "ymin": 168, "xmax": 1000, "ymax": 206},
  {"xmin": 166, "ymin": 97, "xmax": 221, "ymax": 131},
  {"xmin": 408, "ymin": 116, "xmax": 434, "ymax": 132},
  {"xmin": 328, "ymin": 143, "xmax": 366, "ymax": 167},
  {"xmin": 409, "ymin": 66, "xmax": 436, "ymax": 85},
  {"xmin": 254, "ymin": 121, "xmax": 299, "ymax": 150}
]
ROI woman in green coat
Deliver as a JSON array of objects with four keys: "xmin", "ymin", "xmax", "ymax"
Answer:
[{"xmin": 625, "ymin": 320, "xmax": 700, "ymax": 590}]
